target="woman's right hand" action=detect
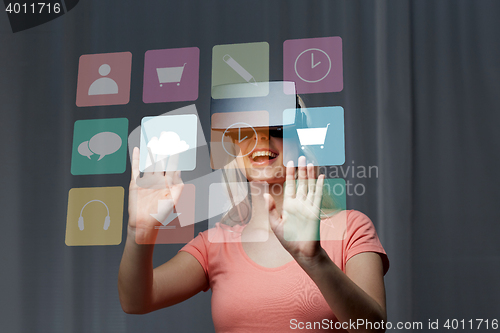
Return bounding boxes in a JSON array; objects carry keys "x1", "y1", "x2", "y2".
[{"x1": 128, "y1": 147, "x2": 184, "y2": 244}]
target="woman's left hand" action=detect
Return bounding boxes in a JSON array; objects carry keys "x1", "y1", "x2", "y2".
[{"x1": 265, "y1": 156, "x2": 325, "y2": 265}]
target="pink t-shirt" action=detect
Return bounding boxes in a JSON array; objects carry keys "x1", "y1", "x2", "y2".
[{"x1": 180, "y1": 210, "x2": 389, "y2": 332}]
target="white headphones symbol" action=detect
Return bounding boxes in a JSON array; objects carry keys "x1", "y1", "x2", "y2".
[{"x1": 78, "y1": 200, "x2": 111, "y2": 231}]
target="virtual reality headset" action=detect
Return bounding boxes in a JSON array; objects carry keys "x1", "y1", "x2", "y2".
[{"x1": 210, "y1": 81, "x2": 307, "y2": 130}]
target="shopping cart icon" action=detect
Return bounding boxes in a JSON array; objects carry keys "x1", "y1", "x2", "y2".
[
  {"x1": 156, "y1": 63, "x2": 187, "y2": 87},
  {"x1": 296, "y1": 123, "x2": 330, "y2": 149}
]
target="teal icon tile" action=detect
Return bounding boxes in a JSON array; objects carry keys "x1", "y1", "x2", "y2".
[
  {"x1": 211, "y1": 42, "x2": 269, "y2": 99},
  {"x1": 71, "y1": 118, "x2": 129, "y2": 175},
  {"x1": 322, "y1": 178, "x2": 347, "y2": 211},
  {"x1": 283, "y1": 106, "x2": 344, "y2": 166},
  {"x1": 284, "y1": 178, "x2": 347, "y2": 241}
]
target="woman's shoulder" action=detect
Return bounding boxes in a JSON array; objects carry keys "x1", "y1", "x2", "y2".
[
  {"x1": 320, "y1": 209, "x2": 372, "y2": 240},
  {"x1": 345, "y1": 209, "x2": 376, "y2": 227},
  {"x1": 343, "y1": 209, "x2": 380, "y2": 237}
]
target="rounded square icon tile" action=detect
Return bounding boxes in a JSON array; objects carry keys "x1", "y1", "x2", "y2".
[
  {"x1": 284, "y1": 179, "x2": 347, "y2": 242},
  {"x1": 139, "y1": 114, "x2": 198, "y2": 172},
  {"x1": 71, "y1": 118, "x2": 129, "y2": 175},
  {"x1": 210, "y1": 110, "x2": 270, "y2": 170},
  {"x1": 143, "y1": 47, "x2": 200, "y2": 103},
  {"x1": 283, "y1": 37, "x2": 343, "y2": 94},
  {"x1": 282, "y1": 106, "x2": 345, "y2": 166},
  {"x1": 76, "y1": 52, "x2": 132, "y2": 107},
  {"x1": 146, "y1": 184, "x2": 196, "y2": 244},
  {"x1": 65, "y1": 187, "x2": 124, "y2": 246},
  {"x1": 212, "y1": 42, "x2": 269, "y2": 99}
]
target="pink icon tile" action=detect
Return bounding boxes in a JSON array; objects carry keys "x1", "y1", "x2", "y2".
[
  {"x1": 283, "y1": 36, "x2": 343, "y2": 94},
  {"x1": 76, "y1": 52, "x2": 132, "y2": 107},
  {"x1": 143, "y1": 47, "x2": 199, "y2": 103}
]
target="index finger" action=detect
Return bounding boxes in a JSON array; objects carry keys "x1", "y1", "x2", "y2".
[
  {"x1": 131, "y1": 147, "x2": 140, "y2": 182},
  {"x1": 306, "y1": 163, "x2": 317, "y2": 202},
  {"x1": 285, "y1": 160, "x2": 296, "y2": 198},
  {"x1": 296, "y1": 156, "x2": 308, "y2": 200},
  {"x1": 165, "y1": 153, "x2": 181, "y2": 187},
  {"x1": 313, "y1": 175, "x2": 325, "y2": 211}
]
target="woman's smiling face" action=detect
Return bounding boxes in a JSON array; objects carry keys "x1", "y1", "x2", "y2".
[{"x1": 232, "y1": 127, "x2": 286, "y2": 184}]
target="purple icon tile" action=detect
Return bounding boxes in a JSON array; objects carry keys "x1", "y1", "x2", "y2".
[
  {"x1": 283, "y1": 37, "x2": 343, "y2": 94},
  {"x1": 143, "y1": 47, "x2": 199, "y2": 103}
]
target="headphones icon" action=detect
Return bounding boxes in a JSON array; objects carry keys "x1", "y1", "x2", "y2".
[{"x1": 78, "y1": 200, "x2": 111, "y2": 231}]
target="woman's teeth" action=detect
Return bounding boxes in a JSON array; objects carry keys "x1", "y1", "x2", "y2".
[{"x1": 251, "y1": 151, "x2": 277, "y2": 161}]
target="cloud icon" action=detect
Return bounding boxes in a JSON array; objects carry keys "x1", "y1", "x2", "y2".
[
  {"x1": 78, "y1": 132, "x2": 122, "y2": 161},
  {"x1": 147, "y1": 131, "x2": 189, "y2": 156}
]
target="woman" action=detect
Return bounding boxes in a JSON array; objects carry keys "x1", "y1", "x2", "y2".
[{"x1": 118, "y1": 113, "x2": 389, "y2": 332}]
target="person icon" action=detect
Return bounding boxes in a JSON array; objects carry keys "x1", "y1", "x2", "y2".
[{"x1": 88, "y1": 64, "x2": 119, "y2": 95}]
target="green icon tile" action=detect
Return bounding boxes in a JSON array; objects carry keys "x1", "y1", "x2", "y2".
[
  {"x1": 71, "y1": 118, "x2": 129, "y2": 175},
  {"x1": 212, "y1": 42, "x2": 269, "y2": 99},
  {"x1": 284, "y1": 178, "x2": 347, "y2": 242}
]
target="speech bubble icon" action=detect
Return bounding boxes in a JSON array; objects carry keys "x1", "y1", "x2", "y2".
[
  {"x1": 88, "y1": 132, "x2": 122, "y2": 161},
  {"x1": 78, "y1": 141, "x2": 93, "y2": 159}
]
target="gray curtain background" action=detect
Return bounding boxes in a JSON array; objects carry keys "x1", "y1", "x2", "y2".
[{"x1": 1, "y1": 0, "x2": 499, "y2": 332}]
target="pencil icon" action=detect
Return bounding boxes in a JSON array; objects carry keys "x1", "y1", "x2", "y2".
[{"x1": 223, "y1": 54, "x2": 258, "y2": 86}]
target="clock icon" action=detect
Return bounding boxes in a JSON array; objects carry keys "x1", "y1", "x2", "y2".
[
  {"x1": 294, "y1": 48, "x2": 332, "y2": 83},
  {"x1": 222, "y1": 122, "x2": 258, "y2": 157}
]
